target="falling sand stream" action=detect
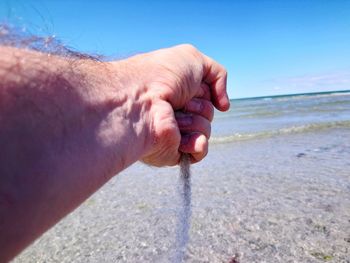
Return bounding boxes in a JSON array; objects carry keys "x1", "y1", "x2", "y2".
[{"x1": 174, "y1": 154, "x2": 192, "y2": 263}]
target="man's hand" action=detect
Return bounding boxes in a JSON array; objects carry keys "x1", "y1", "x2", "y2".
[
  {"x1": 112, "y1": 44, "x2": 230, "y2": 166},
  {"x1": 0, "y1": 43, "x2": 229, "y2": 261}
]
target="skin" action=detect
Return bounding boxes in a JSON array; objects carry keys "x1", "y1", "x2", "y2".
[{"x1": 0, "y1": 44, "x2": 229, "y2": 262}]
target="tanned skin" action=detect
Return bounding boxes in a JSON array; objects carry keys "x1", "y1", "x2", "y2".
[{"x1": 0, "y1": 44, "x2": 229, "y2": 262}]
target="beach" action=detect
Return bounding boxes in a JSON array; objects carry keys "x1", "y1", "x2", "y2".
[{"x1": 13, "y1": 92, "x2": 350, "y2": 262}]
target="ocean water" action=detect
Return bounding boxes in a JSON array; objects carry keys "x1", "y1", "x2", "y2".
[
  {"x1": 211, "y1": 91, "x2": 350, "y2": 143},
  {"x1": 13, "y1": 91, "x2": 350, "y2": 263}
]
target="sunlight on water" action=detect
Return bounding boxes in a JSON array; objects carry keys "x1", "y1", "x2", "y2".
[{"x1": 212, "y1": 91, "x2": 350, "y2": 138}]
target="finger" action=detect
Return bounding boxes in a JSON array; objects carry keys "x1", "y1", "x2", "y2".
[
  {"x1": 195, "y1": 82, "x2": 211, "y2": 101},
  {"x1": 176, "y1": 113, "x2": 211, "y2": 138},
  {"x1": 179, "y1": 133, "x2": 208, "y2": 163},
  {"x1": 183, "y1": 98, "x2": 214, "y2": 122},
  {"x1": 202, "y1": 54, "x2": 230, "y2": 112}
]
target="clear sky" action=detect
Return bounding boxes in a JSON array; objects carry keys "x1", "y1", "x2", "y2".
[{"x1": 1, "y1": 0, "x2": 349, "y2": 98}]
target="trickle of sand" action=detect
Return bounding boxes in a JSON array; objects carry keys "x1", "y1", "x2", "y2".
[{"x1": 174, "y1": 154, "x2": 192, "y2": 263}]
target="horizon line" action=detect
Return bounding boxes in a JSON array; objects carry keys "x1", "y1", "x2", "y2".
[{"x1": 230, "y1": 89, "x2": 350, "y2": 101}]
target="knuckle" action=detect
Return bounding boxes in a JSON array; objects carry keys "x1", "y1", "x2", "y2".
[
  {"x1": 199, "y1": 100, "x2": 214, "y2": 121},
  {"x1": 197, "y1": 115, "x2": 211, "y2": 138},
  {"x1": 181, "y1": 43, "x2": 196, "y2": 51},
  {"x1": 222, "y1": 67, "x2": 228, "y2": 78},
  {"x1": 179, "y1": 44, "x2": 200, "y2": 56}
]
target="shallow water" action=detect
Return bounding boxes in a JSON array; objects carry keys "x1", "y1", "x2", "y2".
[
  {"x1": 13, "y1": 92, "x2": 350, "y2": 262},
  {"x1": 212, "y1": 91, "x2": 350, "y2": 139}
]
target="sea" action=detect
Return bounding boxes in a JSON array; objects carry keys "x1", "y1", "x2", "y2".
[
  {"x1": 211, "y1": 90, "x2": 350, "y2": 143},
  {"x1": 13, "y1": 91, "x2": 350, "y2": 263}
]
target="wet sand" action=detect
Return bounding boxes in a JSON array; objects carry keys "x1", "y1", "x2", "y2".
[{"x1": 13, "y1": 128, "x2": 350, "y2": 262}]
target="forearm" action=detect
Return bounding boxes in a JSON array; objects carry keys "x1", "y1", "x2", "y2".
[
  {"x1": 0, "y1": 46, "x2": 150, "y2": 261},
  {"x1": 0, "y1": 42, "x2": 229, "y2": 261}
]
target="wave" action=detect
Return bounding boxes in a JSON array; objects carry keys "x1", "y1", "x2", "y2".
[
  {"x1": 231, "y1": 90, "x2": 350, "y2": 102},
  {"x1": 210, "y1": 120, "x2": 350, "y2": 144}
]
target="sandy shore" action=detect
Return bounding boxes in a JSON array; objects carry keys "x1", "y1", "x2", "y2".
[{"x1": 13, "y1": 128, "x2": 350, "y2": 262}]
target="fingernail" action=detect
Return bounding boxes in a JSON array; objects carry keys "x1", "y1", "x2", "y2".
[
  {"x1": 187, "y1": 100, "x2": 202, "y2": 112},
  {"x1": 177, "y1": 116, "x2": 192, "y2": 126},
  {"x1": 194, "y1": 134, "x2": 207, "y2": 152},
  {"x1": 180, "y1": 134, "x2": 191, "y2": 145}
]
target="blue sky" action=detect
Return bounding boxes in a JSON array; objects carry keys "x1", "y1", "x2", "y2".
[{"x1": 1, "y1": 0, "x2": 349, "y2": 98}]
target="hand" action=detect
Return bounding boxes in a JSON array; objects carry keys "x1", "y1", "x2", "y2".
[
  {"x1": 0, "y1": 44, "x2": 228, "y2": 260},
  {"x1": 113, "y1": 44, "x2": 230, "y2": 166}
]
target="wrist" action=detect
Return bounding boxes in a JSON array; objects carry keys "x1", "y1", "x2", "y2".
[{"x1": 97, "y1": 60, "x2": 154, "y2": 168}]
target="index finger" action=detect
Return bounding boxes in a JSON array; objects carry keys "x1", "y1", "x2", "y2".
[{"x1": 202, "y1": 54, "x2": 230, "y2": 112}]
